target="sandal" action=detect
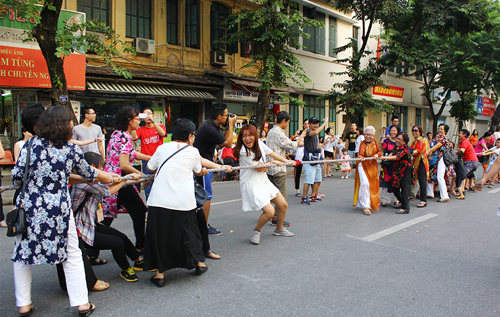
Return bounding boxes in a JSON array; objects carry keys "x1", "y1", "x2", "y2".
[
  {"x1": 205, "y1": 250, "x2": 221, "y2": 260},
  {"x1": 88, "y1": 257, "x2": 107, "y2": 266},
  {"x1": 469, "y1": 187, "x2": 476, "y2": 192},
  {"x1": 417, "y1": 202, "x2": 427, "y2": 208},
  {"x1": 450, "y1": 190, "x2": 457, "y2": 196},
  {"x1": 456, "y1": 195, "x2": 465, "y2": 200},
  {"x1": 79, "y1": 303, "x2": 95, "y2": 317},
  {"x1": 381, "y1": 203, "x2": 387, "y2": 208},
  {"x1": 295, "y1": 193, "x2": 302, "y2": 197},
  {"x1": 363, "y1": 208, "x2": 371, "y2": 215},
  {"x1": 92, "y1": 280, "x2": 109, "y2": 291},
  {"x1": 0, "y1": 220, "x2": 7, "y2": 228}
]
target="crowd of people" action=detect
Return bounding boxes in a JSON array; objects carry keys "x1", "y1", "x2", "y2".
[{"x1": 3, "y1": 103, "x2": 500, "y2": 316}]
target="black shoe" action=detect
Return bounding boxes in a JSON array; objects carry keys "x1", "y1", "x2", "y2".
[
  {"x1": 79, "y1": 303, "x2": 95, "y2": 317},
  {"x1": 395, "y1": 209, "x2": 409, "y2": 214},
  {"x1": 120, "y1": 268, "x2": 139, "y2": 282},
  {"x1": 19, "y1": 307, "x2": 33, "y2": 317},
  {"x1": 270, "y1": 217, "x2": 290, "y2": 227},
  {"x1": 207, "y1": 224, "x2": 222, "y2": 236},
  {"x1": 195, "y1": 265, "x2": 208, "y2": 275},
  {"x1": 150, "y1": 275, "x2": 165, "y2": 287}
]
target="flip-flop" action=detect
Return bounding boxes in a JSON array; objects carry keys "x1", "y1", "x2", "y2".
[
  {"x1": 417, "y1": 202, "x2": 427, "y2": 208},
  {"x1": 89, "y1": 257, "x2": 107, "y2": 265},
  {"x1": 295, "y1": 193, "x2": 302, "y2": 197},
  {"x1": 456, "y1": 195, "x2": 465, "y2": 199},
  {"x1": 205, "y1": 250, "x2": 221, "y2": 260}
]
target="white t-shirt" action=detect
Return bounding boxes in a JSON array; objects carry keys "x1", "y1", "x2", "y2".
[
  {"x1": 324, "y1": 135, "x2": 335, "y2": 152},
  {"x1": 494, "y1": 132, "x2": 500, "y2": 141},
  {"x1": 355, "y1": 135, "x2": 365, "y2": 153},
  {"x1": 147, "y1": 142, "x2": 202, "y2": 211}
]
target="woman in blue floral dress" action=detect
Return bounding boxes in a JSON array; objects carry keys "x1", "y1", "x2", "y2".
[
  {"x1": 427, "y1": 124, "x2": 452, "y2": 202},
  {"x1": 11, "y1": 106, "x2": 116, "y2": 316}
]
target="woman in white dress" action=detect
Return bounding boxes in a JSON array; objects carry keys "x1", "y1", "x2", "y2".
[{"x1": 233, "y1": 124, "x2": 295, "y2": 245}]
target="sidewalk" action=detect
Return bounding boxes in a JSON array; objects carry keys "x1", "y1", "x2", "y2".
[{"x1": 1, "y1": 168, "x2": 13, "y2": 206}]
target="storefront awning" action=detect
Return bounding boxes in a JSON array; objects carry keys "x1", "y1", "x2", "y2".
[{"x1": 87, "y1": 81, "x2": 216, "y2": 99}]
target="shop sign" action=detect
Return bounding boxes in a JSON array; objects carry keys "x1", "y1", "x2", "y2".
[
  {"x1": 0, "y1": 4, "x2": 86, "y2": 90},
  {"x1": 476, "y1": 96, "x2": 496, "y2": 117},
  {"x1": 18, "y1": 91, "x2": 36, "y2": 103},
  {"x1": 72, "y1": 91, "x2": 157, "y2": 100},
  {"x1": 224, "y1": 85, "x2": 259, "y2": 102},
  {"x1": 373, "y1": 85, "x2": 404, "y2": 98}
]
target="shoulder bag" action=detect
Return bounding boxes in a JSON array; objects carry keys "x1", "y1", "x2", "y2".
[
  {"x1": 6, "y1": 138, "x2": 34, "y2": 237},
  {"x1": 443, "y1": 148, "x2": 458, "y2": 166},
  {"x1": 155, "y1": 144, "x2": 209, "y2": 208}
]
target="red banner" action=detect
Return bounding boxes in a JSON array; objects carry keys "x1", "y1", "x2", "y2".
[
  {"x1": 482, "y1": 97, "x2": 496, "y2": 117},
  {"x1": 0, "y1": 46, "x2": 85, "y2": 90},
  {"x1": 372, "y1": 85, "x2": 404, "y2": 98}
]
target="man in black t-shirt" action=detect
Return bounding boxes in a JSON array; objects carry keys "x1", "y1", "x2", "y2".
[
  {"x1": 194, "y1": 102, "x2": 236, "y2": 236},
  {"x1": 345, "y1": 123, "x2": 358, "y2": 167}
]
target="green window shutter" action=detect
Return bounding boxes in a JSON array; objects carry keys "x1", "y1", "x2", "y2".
[
  {"x1": 303, "y1": 24, "x2": 314, "y2": 52},
  {"x1": 227, "y1": 23, "x2": 238, "y2": 54},
  {"x1": 315, "y1": 12, "x2": 325, "y2": 54},
  {"x1": 329, "y1": 17, "x2": 337, "y2": 57}
]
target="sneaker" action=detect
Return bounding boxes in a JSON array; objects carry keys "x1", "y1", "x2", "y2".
[
  {"x1": 207, "y1": 224, "x2": 222, "y2": 236},
  {"x1": 273, "y1": 228, "x2": 295, "y2": 237},
  {"x1": 341, "y1": 176, "x2": 345, "y2": 179},
  {"x1": 250, "y1": 230, "x2": 261, "y2": 244},
  {"x1": 133, "y1": 260, "x2": 156, "y2": 272},
  {"x1": 488, "y1": 184, "x2": 494, "y2": 188},
  {"x1": 301, "y1": 196, "x2": 310, "y2": 205},
  {"x1": 309, "y1": 196, "x2": 318, "y2": 202},
  {"x1": 346, "y1": 176, "x2": 349, "y2": 179},
  {"x1": 310, "y1": 195, "x2": 322, "y2": 202},
  {"x1": 270, "y1": 217, "x2": 290, "y2": 227},
  {"x1": 120, "y1": 267, "x2": 139, "y2": 282}
]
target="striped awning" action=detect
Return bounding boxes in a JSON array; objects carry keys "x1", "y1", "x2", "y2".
[{"x1": 87, "y1": 81, "x2": 216, "y2": 99}]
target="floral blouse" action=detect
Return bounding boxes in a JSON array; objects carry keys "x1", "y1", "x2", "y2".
[
  {"x1": 11, "y1": 137, "x2": 97, "y2": 265},
  {"x1": 103, "y1": 130, "x2": 139, "y2": 218},
  {"x1": 391, "y1": 145, "x2": 415, "y2": 188},
  {"x1": 411, "y1": 136, "x2": 429, "y2": 180}
]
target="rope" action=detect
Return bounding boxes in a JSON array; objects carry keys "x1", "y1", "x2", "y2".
[{"x1": 0, "y1": 157, "x2": 380, "y2": 191}]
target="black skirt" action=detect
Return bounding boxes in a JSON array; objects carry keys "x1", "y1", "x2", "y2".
[{"x1": 143, "y1": 206, "x2": 205, "y2": 273}]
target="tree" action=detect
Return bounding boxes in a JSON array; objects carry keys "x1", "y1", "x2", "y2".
[
  {"x1": 331, "y1": 0, "x2": 496, "y2": 136},
  {"x1": 224, "y1": 0, "x2": 322, "y2": 130},
  {"x1": 1, "y1": 0, "x2": 134, "y2": 121}
]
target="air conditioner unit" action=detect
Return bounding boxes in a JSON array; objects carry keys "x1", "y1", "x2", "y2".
[
  {"x1": 210, "y1": 51, "x2": 228, "y2": 66},
  {"x1": 134, "y1": 38, "x2": 155, "y2": 55},
  {"x1": 86, "y1": 31, "x2": 105, "y2": 45}
]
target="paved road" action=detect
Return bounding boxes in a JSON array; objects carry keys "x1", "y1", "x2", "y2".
[{"x1": 1, "y1": 171, "x2": 500, "y2": 316}]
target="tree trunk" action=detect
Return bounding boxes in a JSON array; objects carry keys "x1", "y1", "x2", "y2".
[
  {"x1": 255, "y1": 88, "x2": 271, "y2": 131},
  {"x1": 489, "y1": 102, "x2": 500, "y2": 133},
  {"x1": 32, "y1": 0, "x2": 76, "y2": 123}
]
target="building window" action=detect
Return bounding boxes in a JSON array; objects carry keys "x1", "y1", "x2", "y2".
[
  {"x1": 303, "y1": 94, "x2": 326, "y2": 137},
  {"x1": 185, "y1": 0, "x2": 199, "y2": 48},
  {"x1": 416, "y1": 64, "x2": 423, "y2": 81},
  {"x1": 77, "y1": 0, "x2": 109, "y2": 25},
  {"x1": 328, "y1": 16, "x2": 337, "y2": 57},
  {"x1": 167, "y1": 0, "x2": 178, "y2": 45},
  {"x1": 352, "y1": 26, "x2": 359, "y2": 57},
  {"x1": 328, "y1": 101, "x2": 336, "y2": 133},
  {"x1": 289, "y1": 100, "x2": 299, "y2": 135},
  {"x1": 416, "y1": 108, "x2": 422, "y2": 127},
  {"x1": 126, "y1": 0, "x2": 151, "y2": 39},
  {"x1": 303, "y1": 7, "x2": 325, "y2": 55},
  {"x1": 210, "y1": 2, "x2": 237, "y2": 53}
]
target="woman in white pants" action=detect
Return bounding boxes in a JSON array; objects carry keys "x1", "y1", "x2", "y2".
[
  {"x1": 427, "y1": 124, "x2": 452, "y2": 202},
  {"x1": 11, "y1": 105, "x2": 116, "y2": 316}
]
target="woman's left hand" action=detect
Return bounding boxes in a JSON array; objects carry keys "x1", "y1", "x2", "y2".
[
  {"x1": 273, "y1": 160, "x2": 283, "y2": 167},
  {"x1": 373, "y1": 154, "x2": 379, "y2": 159}
]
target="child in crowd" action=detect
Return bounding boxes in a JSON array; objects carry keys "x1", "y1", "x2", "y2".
[
  {"x1": 340, "y1": 148, "x2": 351, "y2": 179},
  {"x1": 335, "y1": 136, "x2": 344, "y2": 171},
  {"x1": 233, "y1": 124, "x2": 294, "y2": 245}
]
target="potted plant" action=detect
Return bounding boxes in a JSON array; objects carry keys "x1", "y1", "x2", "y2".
[{"x1": 0, "y1": 117, "x2": 12, "y2": 136}]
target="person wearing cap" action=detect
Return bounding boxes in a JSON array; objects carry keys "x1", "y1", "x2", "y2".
[{"x1": 301, "y1": 116, "x2": 328, "y2": 205}]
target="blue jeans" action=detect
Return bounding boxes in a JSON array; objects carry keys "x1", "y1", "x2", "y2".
[{"x1": 142, "y1": 160, "x2": 154, "y2": 200}]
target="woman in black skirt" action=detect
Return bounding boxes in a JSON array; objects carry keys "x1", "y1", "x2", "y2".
[{"x1": 143, "y1": 118, "x2": 207, "y2": 287}]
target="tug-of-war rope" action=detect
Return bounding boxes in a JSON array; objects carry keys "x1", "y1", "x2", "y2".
[{"x1": 0, "y1": 157, "x2": 378, "y2": 192}]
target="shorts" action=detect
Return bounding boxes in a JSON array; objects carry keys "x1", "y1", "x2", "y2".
[
  {"x1": 304, "y1": 163, "x2": 322, "y2": 184},
  {"x1": 348, "y1": 150, "x2": 355, "y2": 162},
  {"x1": 324, "y1": 150, "x2": 334, "y2": 159},
  {"x1": 195, "y1": 172, "x2": 213, "y2": 200}
]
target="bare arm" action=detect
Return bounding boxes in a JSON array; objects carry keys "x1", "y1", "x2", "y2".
[
  {"x1": 219, "y1": 116, "x2": 237, "y2": 148},
  {"x1": 98, "y1": 141, "x2": 105, "y2": 160},
  {"x1": 308, "y1": 118, "x2": 329, "y2": 137},
  {"x1": 147, "y1": 114, "x2": 166, "y2": 137},
  {"x1": 119, "y1": 153, "x2": 143, "y2": 175},
  {"x1": 136, "y1": 152, "x2": 151, "y2": 161}
]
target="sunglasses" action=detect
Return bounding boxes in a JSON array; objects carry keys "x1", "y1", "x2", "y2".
[{"x1": 412, "y1": 129, "x2": 419, "y2": 132}]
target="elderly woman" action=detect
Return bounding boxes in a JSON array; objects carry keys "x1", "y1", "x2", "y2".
[
  {"x1": 381, "y1": 132, "x2": 415, "y2": 214},
  {"x1": 353, "y1": 126, "x2": 382, "y2": 215},
  {"x1": 144, "y1": 118, "x2": 208, "y2": 287},
  {"x1": 411, "y1": 125, "x2": 430, "y2": 207},
  {"x1": 380, "y1": 125, "x2": 399, "y2": 207},
  {"x1": 11, "y1": 106, "x2": 116, "y2": 316},
  {"x1": 426, "y1": 124, "x2": 452, "y2": 202}
]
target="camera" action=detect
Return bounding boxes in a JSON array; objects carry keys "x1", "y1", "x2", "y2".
[
  {"x1": 139, "y1": 113, "x2": 148, "y2": 119},
  {"x1": 228, "y1": 113, "x2": 236, "y2": 118}
]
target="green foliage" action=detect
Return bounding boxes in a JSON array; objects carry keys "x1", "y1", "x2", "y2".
[
  {"x1": 450, "y1": 92, "x2": 479, "y2": 123},
  {"x1": 224, "y1": 0, "x2": 322, "y2": 91}
]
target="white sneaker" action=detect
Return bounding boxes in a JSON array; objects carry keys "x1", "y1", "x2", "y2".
[
  {"x1": 341, "y1": 176, "x2": 344, "y2": 179},
  {"x1": 346, "y1": 176, "x2": 349, "y2": 179},
  {"x1": 250, "y1": 230, "x2": 261, "y2": 244},
  {"x1": 273, "y1": 228, "x2": 294, "y2": 237}
]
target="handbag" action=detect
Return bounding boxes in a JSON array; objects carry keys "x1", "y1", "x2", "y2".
[
  {"x1": 155, "y1": 144, "x2": 208, "y2": 208},
  {"x1": 443, "y1": 148, "x2": 458, "y2": 166},
  {"x1": 6, "y1": 138, "x2": 34, "y2": 237}
]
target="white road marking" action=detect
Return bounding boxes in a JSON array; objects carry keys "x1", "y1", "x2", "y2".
[
  {"x1": 488, "y1": 187, "x2": 500, "y2": 194},
  {"x1": 361, "y1": 213, "x2": 438, "y2": 242},
  {"x1": 211, "y1": 198, "x2": 242, "y2": 206}
]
